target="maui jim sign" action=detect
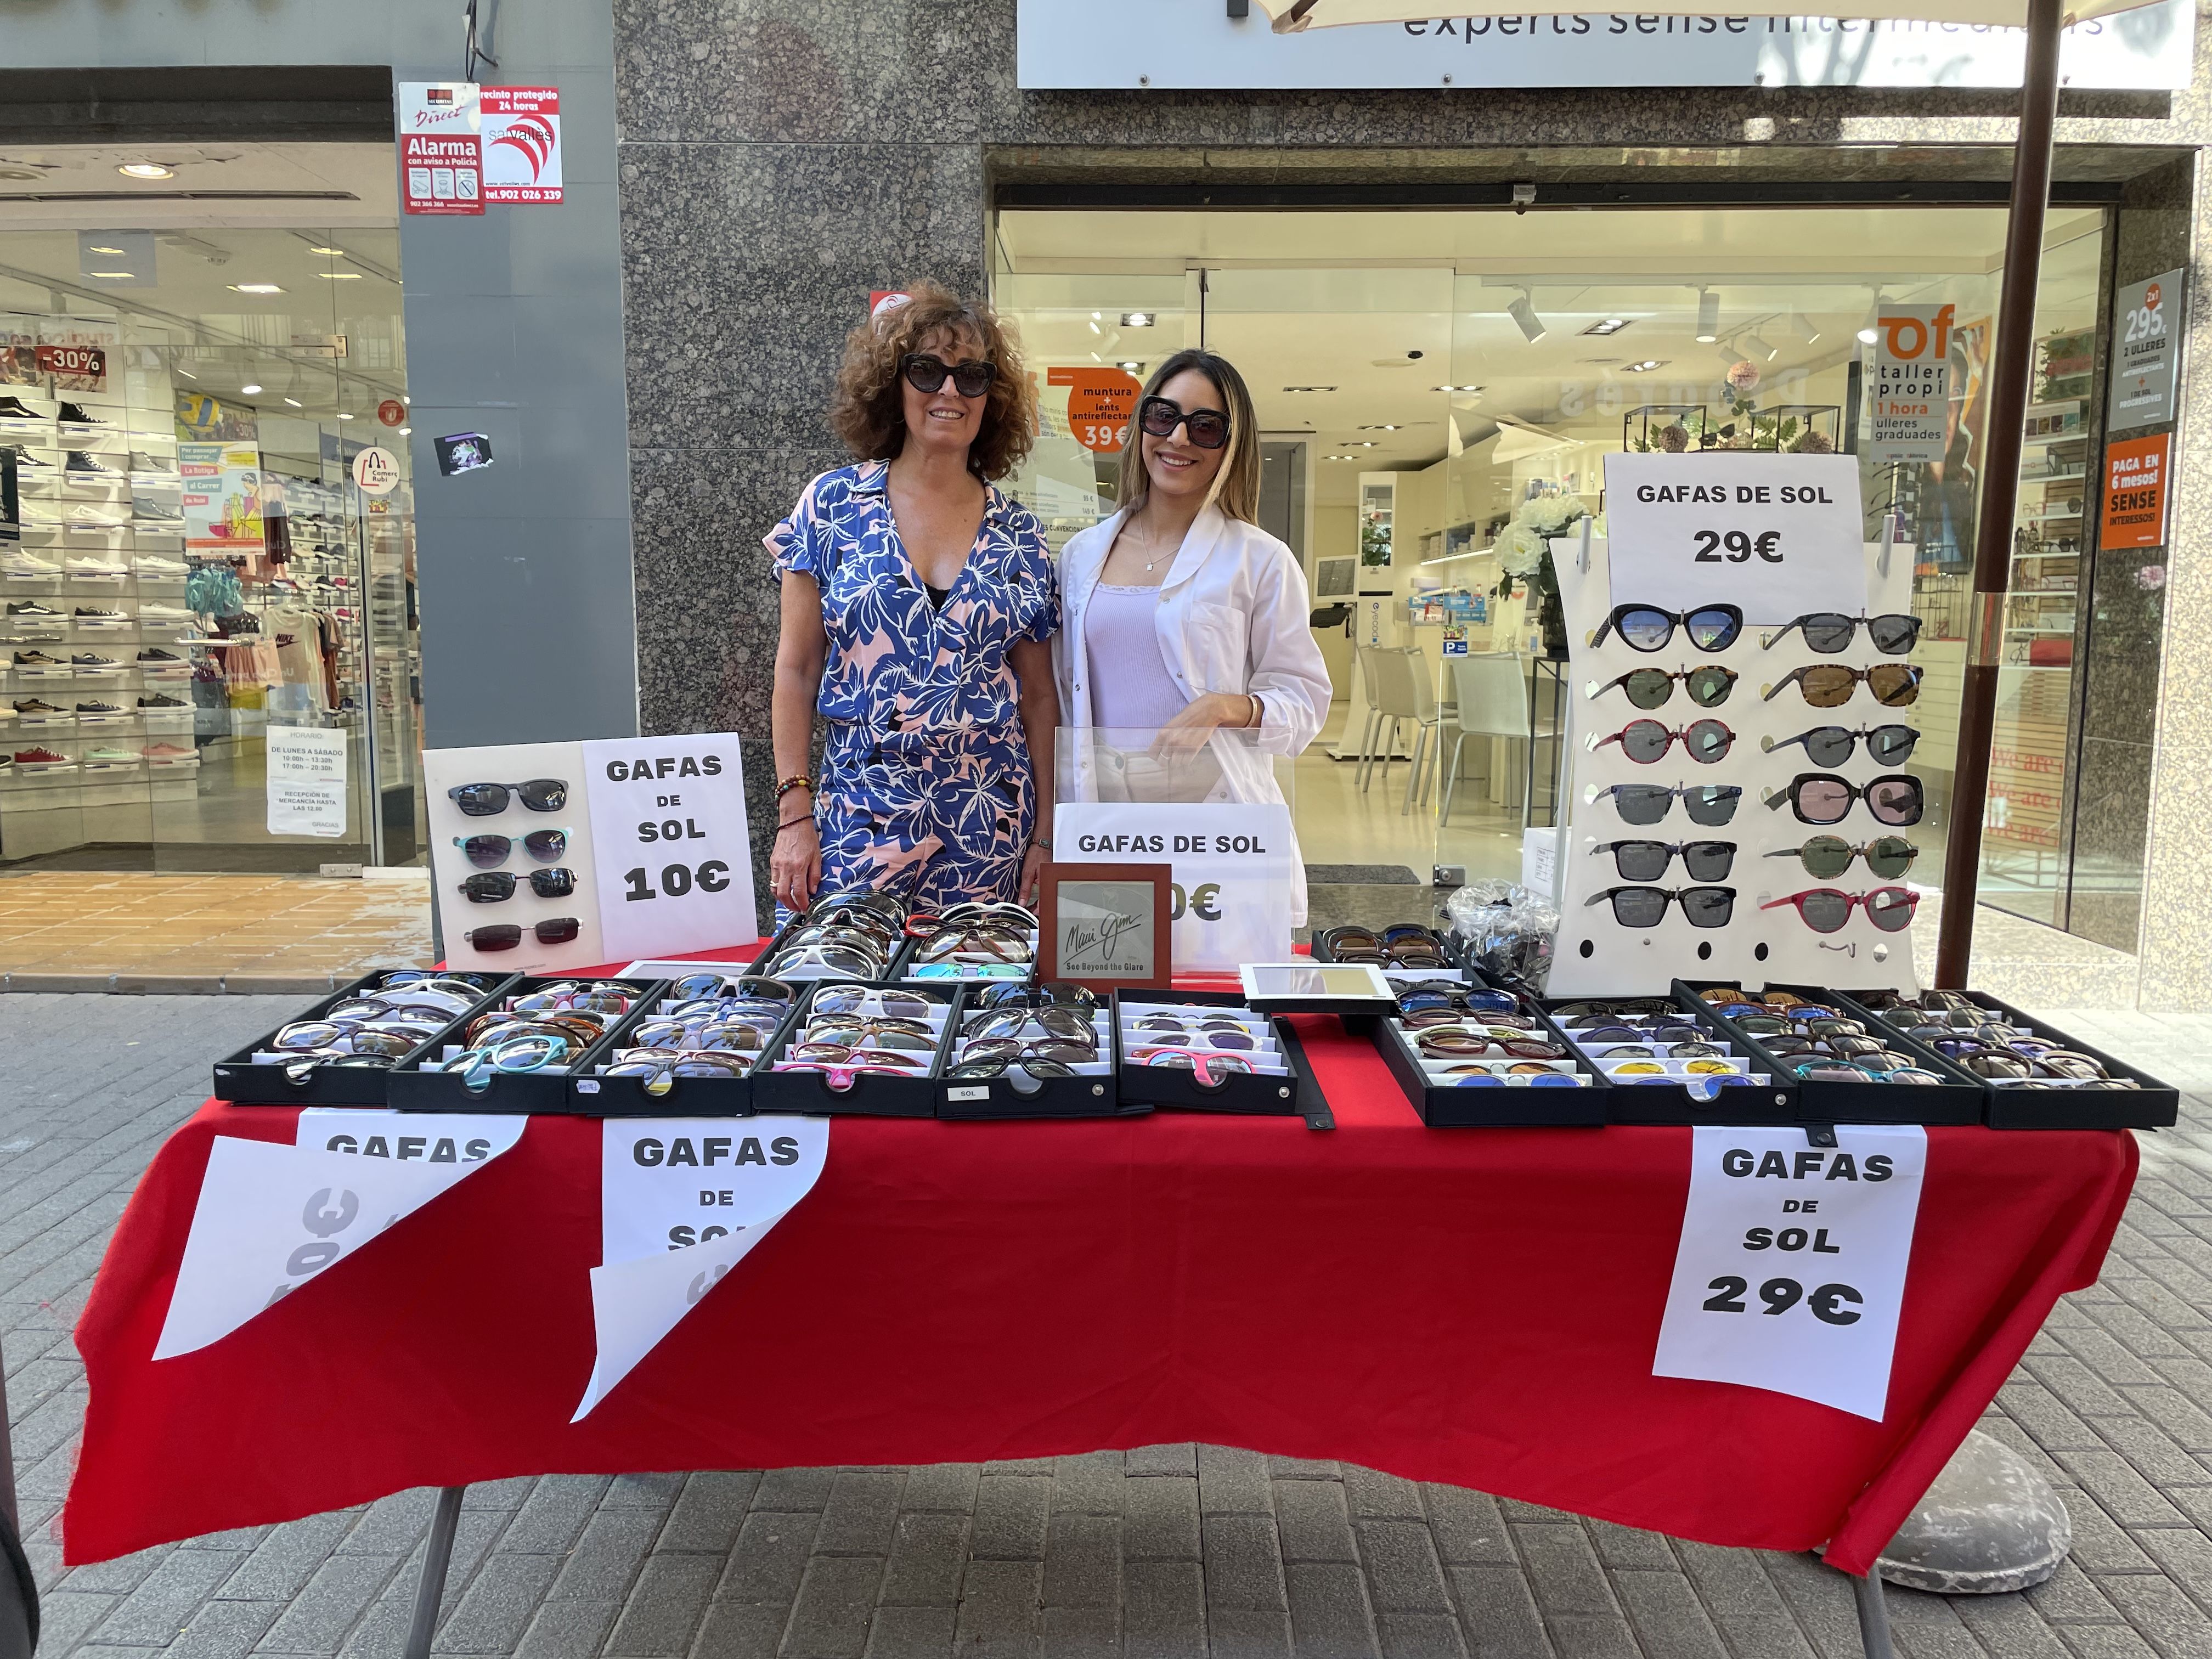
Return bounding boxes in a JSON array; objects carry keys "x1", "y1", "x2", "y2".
[{"x1": 1017, "y1": 0, "x2": 2194, "y2": 89}]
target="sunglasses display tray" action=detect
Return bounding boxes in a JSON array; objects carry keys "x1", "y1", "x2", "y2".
[
  {"x1": 568, "y1": 972, "x2": 808, "y2": 1116},
  {"x1": 750, "y1": 911, "x2": 916, "y2": 984},
  {"x1": 1826, "y1": 988, "x2": 2178, "y2": 1132},
  {"x1": 1373, "y1": 1006, "x2": 1605, "y2": 1129},
  {"x1": 385, "y1": 977, "x2": 671, "y2": 1114},
  {"x1": 1677, "y1": 981, "x2": 1985, "y2": 1126},
  {"x1": 940, "y1": 996, "x2": 1144, "y2": 1121},
  {"x1": 1536, "y1": 996, "x2": 1793, "y2": 1126},
  {"x1": 215, "y1": 970, "x2": 521, "y2": 1107},
  {"x1": 1310, "y1": 923, "x2": 1458, "y2": 973},
  {"x1": 749, "y1": 981, "x2": 956, "y2": 1117},
  {"x1": 1110, "y1": 990, "x2": 1328, "y2": 1125},
  {"x1": 900, "y1": 926, "x2": 1039, "y2": 984}
]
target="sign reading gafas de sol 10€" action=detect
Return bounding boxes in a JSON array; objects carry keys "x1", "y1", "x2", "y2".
[{"x1": 581, "y1": 735, "x2": 759, "y2": 962}]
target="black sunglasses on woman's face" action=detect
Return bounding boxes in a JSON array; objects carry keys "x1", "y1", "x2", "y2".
[
  {"x1": 1139, "y1": 395, "x2": 1231, "y2": 450},
  {"x1": 901, "y1": 353, "x2": 995, "y2": 397}
]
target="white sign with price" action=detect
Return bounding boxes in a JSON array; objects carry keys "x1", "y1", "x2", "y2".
[
  {"x1": 581, "y1": 733, "x2": 758, "y2": 963},
  {"x1": 1653, "y1": 1125, "x2": 1926, "y2": 1421},
  {"x1": 574, "y1": 1117, "x2": 828, "y2": 1419},
  {"x1": 1053, "y1": 800, "x2": 1294, "y2": 972},
  {"x1": 1603, "y1": 453, "x2": 1868, "y2": 627}
]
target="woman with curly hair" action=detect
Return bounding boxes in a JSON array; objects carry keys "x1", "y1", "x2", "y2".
[{"x1": 766, "y1": 284, "x2": 1059, "y2": 915}]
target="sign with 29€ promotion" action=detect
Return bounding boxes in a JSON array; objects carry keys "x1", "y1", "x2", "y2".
[{"x1": 1602, "y1": 452, "x2": 1869, "y2": 627}]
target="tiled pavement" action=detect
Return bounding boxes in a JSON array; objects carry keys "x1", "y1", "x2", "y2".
[{"x1": 8, "y1": 997, "x2": 2212, "y2": 1659}]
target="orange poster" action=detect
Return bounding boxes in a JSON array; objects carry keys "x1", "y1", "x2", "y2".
[
  {"x1": 1047, "y1": 366, "x2": 1142, "y2": 453},
  {"x1": 2101, "y1": 433, "x2": 2171, "y2": 550}
]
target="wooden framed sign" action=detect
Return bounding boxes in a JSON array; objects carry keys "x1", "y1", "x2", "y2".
[{"x1": 1037, "y1": 862, "x2": 1173, "y2": 991}]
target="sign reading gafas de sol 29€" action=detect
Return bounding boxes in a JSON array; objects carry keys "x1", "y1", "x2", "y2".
[{"x1": 582, "y1": 735, "x2": 759, "y2": 962}]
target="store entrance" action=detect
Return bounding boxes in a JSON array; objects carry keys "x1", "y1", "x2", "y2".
[{"x1": 995, "y1": 200, "x2": 2123, "y2": 947}]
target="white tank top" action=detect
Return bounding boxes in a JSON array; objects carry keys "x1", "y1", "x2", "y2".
[{"x1": 1084, "y1": 584, "x2": 1190, "y2": 732}]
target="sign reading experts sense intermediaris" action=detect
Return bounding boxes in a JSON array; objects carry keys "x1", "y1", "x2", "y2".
[{"x1": 1017, "y1": 1, "x2": 2194, "y2": 90}]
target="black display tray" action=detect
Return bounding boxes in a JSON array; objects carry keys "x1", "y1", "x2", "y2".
[
  {"x1": 213, "y1": 970, "x2": 518, "y2": 1107},
  {"x1": 751, "y1": 912, "x2": 909, "y2": 985},
  {"x1": 1309, "y1": 923, "x2": 1456, "y2": 973},
  {"x1": 936, "y1": 989, "x2": 1143, "y2": 1121},
  {"x1": 1111, "y1": 989, "x2": 1333, "y2": 1128},
  {"x1": 1370, "y1": 1001, "x2": 1605, "y2": 1127},
  {"x1": 749, "y1": 980, "x2": 954, "y2": 1117},
  {"x1": 567, "y1": 975, "x2": 809, "y2": 1118},
  {"x1": 1675, "y1": 980, "x2": 1985, "y2": 1126},
  {"x1": 383, "y1": 977, "x2": 670, "y2": 1113},
  {"x1": 1533, "y1": 991, "x2": 1797, "y2": 1127},
  {"x1": 1829, "y1": 988, "x2": 2178, "y2": 1131}
]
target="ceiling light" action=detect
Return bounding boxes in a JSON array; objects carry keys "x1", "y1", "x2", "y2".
[
  {"x1": 1431, "y1": 384, "x2": 1482, "y2": 394},
  {"x1": 336, "y1": 411, "x2": 353, "y2": 420},
  {"x1": 1091, "y1": 312, "x2": 1102, "y2": 320},
  {"x1": 1858, "y1": 292, "x2": 1882, "y2": 346},
  {"x1": 1088, "y1": 320, "x2": 1102, "y2": 335},
  {"x1": 1745, "y1": 332, "x2": 1779, "y2": 363},
  {"x1": 87, "y1": 244, "x2": 124, "y2": 256},
  {"x1": 308, "y1": 245, "x2": 346, "y2": 256},
  {"x1": 1116, "y1": 360, "x2": 1142, "y2": 373},
  {"x1": 87, "y1": 271, "x2": 134, "y2": 280},
  {"x1": 1621, "y1": 360, "x2": 1668, "y2": 374},
  {"x1": 176, "y1": 367, "x2": 196, "y2": 380},
  {"x1": 1582, "y1": 318, "x2": 1630, "y2": 336},
  {"x1": 1792, "y1": 312, "x2": 1822, "y2": 344},
  {"x1": 1358, "y1": 424, "x2": 1403, "y2": 431},
  {"x1": 1716, "y1": 343, "x2": 1742, "y2": 367},
  {"x1": 1282, "y1": 385, "x2": 1338, "y2": 393},
  {"x1": 118, "y1": 162, "x2": 174, "y2": 180},
  {"x1": 398, "y1": 426, "x2": 411, "y2": 436},
  {"x1": 228, "y1": 283, "x2": 283, "y2": 295},
  {"x1": 239, "y1": 383, "x2": 262, "y2": 396},
  {"x1": 1120, "y1": 312, "x2": 1154, "y2": 327},
  {"x1": 401, "y1": 396, "x2": 411, "y2": 405},
  {"x1": 283, "y1": 398, "x2": 303, "y2": 408},
  {"x1": 1508, "y1": 292, "x2": 1548, "y2": 344},
  {"x1": 1353, "y1": 441, "x2": 1379, "y2": 448},
  {"x1": 315, "y1": 272, "x2": 364, "y2": 281},
  {"x1": 1695, "y1": 288, "x2": 1720, "y2": 343}
]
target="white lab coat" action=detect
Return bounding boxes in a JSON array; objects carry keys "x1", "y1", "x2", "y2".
[{"x1": 1054, "y1": 505, "x2": 1333, "y2": 923}]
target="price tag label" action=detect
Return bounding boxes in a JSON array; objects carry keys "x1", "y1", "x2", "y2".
[
  {"x1": 580, "y1": 733, "x2": 758, "y2": 963},
  {"x1": 1603, "y1": 453, "x2": 1869, "y2": 627},
  {"x1": 1652, "y1": 1125, "x2": 1926, "y2": 1420}
]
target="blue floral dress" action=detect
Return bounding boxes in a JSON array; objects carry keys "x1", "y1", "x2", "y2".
[{"x1": 767, "y1": 461, "x2": 1059, "y2": 907}]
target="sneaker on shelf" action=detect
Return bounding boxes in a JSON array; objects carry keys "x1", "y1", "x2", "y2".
[
  {"x1": 136, "y1": 647, "x2": 182, "y2": 663},
  {"x1": 83, "y1": 745, "x2": 138, "y2": 764},
  {"x1": 5, "y1": 600, "x2": 64, "y2": 620},
  {"x1": 19, "y1": 501, "x2": 63, "y2": 525},
  {"x1": 73, "y1": 606, "x2": 128, "y2": 622},
  {"x1": 58, "y1": 402, "x2": 110, "y2": 427},
  {"x1": 12, "y1": 698, "x2": 65, "y2": 715},
  {"x1": 0, "y1": 550, "x2": 61, "y2": 577},
  {"x1": 143, "y1": 741, "x2": 195, "y2": 761},
  {"x1": 134, "y1": 554, "x2": 189, "y2": 575},
  {"x1": 12, "y1": 746, "x2": 73, "y2": 766},
  {"x1": 128, "y1": 450, "x2": 177, "y2": 476},
  {"x1": 64, "y1": 450, "x2": 125, "y2": 479},
  {"x1": 76, "y1": 699, "x2": 127, "y2": 715},
  {"x1": 10, "y1": 450, "x2": 57, "y2": 475},
  {"x1": 0, "y1": 395, "x2": 44, "y2": 421},
  {"x1": 137, "y1": 692, "x2": 188, "y2": 709},
  {"x1": 64, "y1": 504, "x2": 129, "y2": 527},
  {"x1": 71, "y1": 652, "x2": 121, "y2": 668},
  {"x1": 12, "y1": 650, "x2": 63, "y2": 668},
  {"x1": 132, "y1": 501, "x2": 185, "y2": 524},
  {"x1": 138, "y1": 602, "x2": 191, "y2": 622},
  {"x1": 64, "y1": 556, "x2": 127, "y2": 576}
]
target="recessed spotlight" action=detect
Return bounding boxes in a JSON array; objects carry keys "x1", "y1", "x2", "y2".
[
  {"x1": 308, "y1": 245, "x2": 347, "y2": 256},
  {"x1": 1116, "y1": 360, "x2": 1142, "y2": 373},
  {"x1": 118, "y1": 162, "x2": 174, "y2": 180},
  {"x1": 336, "y1": 411, "x2": 353, "y2": 420},
  {"x1": 228, "y1": 284, "x2": 283, "y2": 295},
  {"x1": 283, "y1": 398, "x2": 303, "y2": 408},
  {"x1": 1582, "y1": 318, "x2": 1630, "y2": 336},
  {"x1": 1353, "y1": 441, "x2": 1379, "y2": 448},
  {"x1": 1695, "y1": 287, "x2": 1720, "y2": 343},
  {"x1": 1431, "y1": 385, "x2": 1483, "y2": 393},
  {"x1": 1358, "y1": 424, "x2": 1404, "y2": 431},
  {"x1": 1120, "y1": 312, "x2": 1154, "y2": 328},
  {"x1": 239, "y1": 384, "x2": 262, "y2": 396},
  {"x1": 1282, "y1": 385, "x2": 1338, "y2": 393},
  {"x1": 315, "y1": 272, "x2": 364, "y2": 281},
  {"x1": 1621, "y1": 360, "x2": 1669, "y2": 374}
]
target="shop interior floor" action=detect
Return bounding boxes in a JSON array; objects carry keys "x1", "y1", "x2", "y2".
[{"x1": 0, "y1": 870, "x2": 433, "y2": 989}]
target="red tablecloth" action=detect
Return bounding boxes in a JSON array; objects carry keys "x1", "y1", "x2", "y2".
[{"x1": 65, "y1": 1015, "x2": 2134, "y2": 1572}]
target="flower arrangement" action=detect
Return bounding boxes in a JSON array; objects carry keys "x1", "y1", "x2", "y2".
[{"x1": 1492, "y1": 493, "x2": 1593, "y2": 656}]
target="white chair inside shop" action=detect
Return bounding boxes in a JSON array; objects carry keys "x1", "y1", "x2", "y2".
[
  {"x1": 1439, "y1": 653, "x2": 1533, "y2": 825},
  {"x1": 1359, "y1": 647, "x2": 1442, "y2": 815},
  {"x1": 1353, "y1": 645, "x2": 1389, "y2": 782}
]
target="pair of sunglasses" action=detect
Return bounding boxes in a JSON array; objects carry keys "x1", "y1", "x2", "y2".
[
  {"x1": 1590, "y1": 604, "x2": 1743, "y2": 654},
  {"x1": 1416, "y1": 1032, "x2": 1566, "y2": 1060},
  {"x1": 465, "y1": 917, "x2": 581, "y2": 950},
  {"x1": 1589, "y1": 783, "x2": 1741, "y2": 827},
  {"x1": 1592, "y1": 839, "x2": 1735, "y2": 884},
  {"x1": 1764, "y1": 772, "x2": 1924, "y2": 827},
  {"x1": 1588, "y1": 664, "x2": 1738, "y2": 710},
  {"x1": 1763, "y1": 663, "x2": 1923, "y2": 708},
  {"x1": 901, "y1": 353, "x2": 995, "y2": 398},
  {"x1": 1766, "y1": 835, "x2": 1918, "y2": 881},
  {"x1": 1584, "y1": 885, "x2": 1735, "y2": 929},
  {"x1": 458, "y1": 868, "x2": 575, "y2": 903},
  {"x1": 1763, "y1": 724, "x2": 1920, "y2": 767},
  {"x1": 812, "y1": 985, "x2": 943, "y2": 1019},
  {"x1": 974, "y1": 981, "x2": 1097, "y2": 1011},
  {"x1": 1760, "y1": 887, "x2": 1919, "y2": 935},
  {"x1": 1760, "y1": 612, "x2": 1921, "y2": 654},
  {"x1": 1139, "y1": 395, "x2": 1231, "y2": 449},
  {"x1": 447, "y1": 778, "x2": 566, "y2": 815},
  {"x1": 1591, "y1": 718, "x2": 1733, "y2": 765},
  {"x1": 455, "y1": 829, "x2": 570, "y2": 868}
]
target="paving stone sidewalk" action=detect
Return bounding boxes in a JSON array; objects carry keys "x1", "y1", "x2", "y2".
[{"x1": 7, "y1": 996, "x2": 2212, "y2": 1659}]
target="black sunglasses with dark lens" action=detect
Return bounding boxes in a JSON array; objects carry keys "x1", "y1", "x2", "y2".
[
  {"x1": 455, "y1": 828, "x2": 571, "y2": 868},
  {"x1": 1589, "y1": 603, "x2": 1743, "y2": 654},
  {"x1": 465, "y1": 917, "x2": 583, "y2": 951},
  {"x1": 900, "y1": 353, "x2": 995, "y2": 398},
  {"x1": 447, "y1": 778, "x2": 567, "y2": 815},
  {"x1": 1138, "y1": 396, "x2": 1232, "y2": 450},
  {"x1": 1760, "y1": 612, "x2": 1922, "y2": 655},
  {"x1": 1584, "y1": 885, "x2": 1737, "y2": 929},
  {"x1": 459, "y1": 868, "x2": 577, "y2": 902}
]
